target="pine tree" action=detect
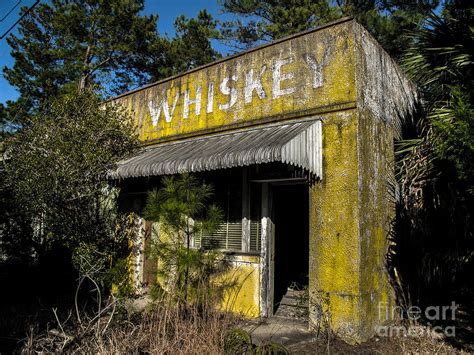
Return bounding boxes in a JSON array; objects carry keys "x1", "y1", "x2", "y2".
[
  {"x1": 0, "y1": 103, "x2": 6, "y2": 138},
  {"x1": 144, "y1": 10, "x2": 221, "y2": 82},
  {"x1": 1, "y1": 2, "x2": 222, "y2": 131},
  {"x1": 219, "y1": 0, "x2": 438, "y2": 57},
  {"x1": 219, "y1": 0, "x2": 339, "y2": 49},
  {"x1": 144, "y1": 174, "x2": 226, "y2": 306},
  {"x1": 2, "y1": 0, "x2": 158, "y2": 125}
]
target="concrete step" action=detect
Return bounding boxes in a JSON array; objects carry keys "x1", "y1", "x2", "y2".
[
  {"x1": 241, "y1": 317, "x2": 311, "y2": 346},
  {"x1": 274, "y1": 288, "x2": 309, "y2": 320}
]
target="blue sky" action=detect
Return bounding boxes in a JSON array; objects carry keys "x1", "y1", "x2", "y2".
[{"x1": 0, "y1": 0, "x2": 229, "y2": 105}]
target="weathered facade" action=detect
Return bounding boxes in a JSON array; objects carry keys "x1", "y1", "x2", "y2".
[{"x1": 111, "y1": 18, "x2": 417, "y2": 343}]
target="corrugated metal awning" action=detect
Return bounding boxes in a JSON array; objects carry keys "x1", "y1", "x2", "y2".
[{"x1": 111, "y1": 119, "x2": 322, "y2": 179}]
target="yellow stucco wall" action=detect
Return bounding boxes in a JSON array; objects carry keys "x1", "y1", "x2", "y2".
[
  {"x1": 308, "y1": 107, "x2": 395, "y2": 343},
  {"x1": 309, "y1": 110, "x2": 363, "y2": 341},
  {"x1": 357, "y1": 107, "x2": 396, "y2": 336},
  {"x1": 219, "y1": 255, "x2": 260, "y2": 318}
]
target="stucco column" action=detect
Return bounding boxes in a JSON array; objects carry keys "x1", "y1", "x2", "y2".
[
  {"x1": 259, "y1": 182, "x2": 274, "y2": 317},
  {"x1": 309, "y1": 109, "x2": 394, "y2": 343}
]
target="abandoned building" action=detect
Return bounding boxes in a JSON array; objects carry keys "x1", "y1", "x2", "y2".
[{"x1": 110, "y1": 18, "x2": 417, "y2": 343}]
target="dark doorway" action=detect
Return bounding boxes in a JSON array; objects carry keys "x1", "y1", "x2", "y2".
[{"x1": 272, "y1": 183, "x2": 309, "y2": 314}]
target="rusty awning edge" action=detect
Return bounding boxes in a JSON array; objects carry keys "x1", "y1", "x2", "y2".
[{"x1": 110, "y1": 118, "x2": 323, "y2": 180}]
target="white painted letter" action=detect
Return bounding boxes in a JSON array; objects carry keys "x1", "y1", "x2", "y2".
[
  {"x1": 207, "y1": 82, "x2": 214, "y2": 113},
  {"x1": 148, "y1": 90, "x2": 180, "y2": 125},
  {"x1": 272, "y1": 57, "x2": 295, "y2": 99},
  {"x1": 183, "y1": 86, "x2": 202, "y2": 118},
  {"x1": 304, "y1": 53, "x2": 325, "y2": 88},
  {"x1": 148, "y1": 101, "x2": 161, "y2": 126},
  {"x1": 244, "y1": 65, "x2": 267, "y2": 104},
  {"x1": 219, "y1": 75, "x2": 238, "y2": 110}
]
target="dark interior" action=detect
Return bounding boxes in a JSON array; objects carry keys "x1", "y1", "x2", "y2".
[{"x1": 272, "y1": 183, "x2": 309, "y2": 313}]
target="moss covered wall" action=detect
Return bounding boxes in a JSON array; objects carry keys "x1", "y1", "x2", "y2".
[
  {"x1": 309, "y1": 110, "x2": 363, "y2": 341},
  {"x1": 308, "y1": 108, "x2": 395, "y2": 343},
  {"x1": 307, "y1": 21, "x2": 416, "y2": 343},
  {"x1": 357, "y1": 108, "x2": 396, "y2": 338}
]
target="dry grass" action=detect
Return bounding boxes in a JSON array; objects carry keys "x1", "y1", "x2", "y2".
[
  {"x1": 19, "y1": 305, "x2": 473, "y2": 354},
  {"x1": 22, "y1": 299, "x2": 240, "y2": 354},
  {"x1": 18, "y1": 293, "x2": 472, "y2": 354}
]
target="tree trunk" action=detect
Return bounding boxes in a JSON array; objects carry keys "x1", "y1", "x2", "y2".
[{"x1": 78, "y1": 45, "x2": 91, "y2": 92}]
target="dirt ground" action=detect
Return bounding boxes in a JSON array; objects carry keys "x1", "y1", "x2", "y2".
[
  {"x1": 288, "y1": 334, "x2": 471, "y2": 354},
  {"x1": 243, "y1": 316, "x2": 473, "y2": 354}
]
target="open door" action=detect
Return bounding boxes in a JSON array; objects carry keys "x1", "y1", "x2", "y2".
[{"x1": 272, "y1": 183, "x2": 309, "y2": 317}]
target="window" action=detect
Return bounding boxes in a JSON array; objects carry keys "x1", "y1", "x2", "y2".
[
  {"x1": 192, "y1": 169, "x2": 262, "y2": 252},
  {"x1": 195, "y1": 222, "x2": 243, "y2": 251}
]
